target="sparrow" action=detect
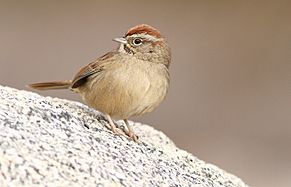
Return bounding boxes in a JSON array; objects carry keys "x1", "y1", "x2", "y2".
[{"x1": 29, "y1": 24, "x2": 171, "y2": 142}]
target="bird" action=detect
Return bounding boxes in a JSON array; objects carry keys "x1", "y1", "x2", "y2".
[{"x1": 28, "y1": 24, "x2": 171, "y2": 142}]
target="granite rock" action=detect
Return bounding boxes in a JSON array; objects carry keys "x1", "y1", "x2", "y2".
[{"x1": 0, "y1": 85, "x2": 248, "y2": 187}]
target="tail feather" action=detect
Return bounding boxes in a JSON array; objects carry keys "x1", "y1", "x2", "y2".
[{"x1": 28, "y1": 80, "x2": 72, "y2": 90}]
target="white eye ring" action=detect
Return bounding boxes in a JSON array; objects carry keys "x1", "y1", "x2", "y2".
[{"x1": 132, "y1": 38, "x2": 143, "y2": 46}]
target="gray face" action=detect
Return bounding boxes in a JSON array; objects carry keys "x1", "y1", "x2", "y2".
[
  {"x1": 123, "y1": 34, "x2": 158, "y2": 55},
  {"x1": 114, "y1": 33, "x2": 170, "y2": 67}
]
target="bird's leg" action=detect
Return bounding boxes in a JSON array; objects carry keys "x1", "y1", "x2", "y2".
[
  {"x1": 105, "y1": 113, "x2": 126, "y2": 136},
  {"x1": 123, "y1": 119, "x2": 139, "y2": 142}
]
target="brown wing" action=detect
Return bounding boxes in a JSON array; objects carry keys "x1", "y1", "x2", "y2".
[{"x1": 71, "y1": 51, "x2": 117, "y2": 88}]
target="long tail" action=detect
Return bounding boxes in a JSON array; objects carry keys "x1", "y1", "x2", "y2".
[{"x1": 28, "y1": 80, "x2": 72, "y2": 90}]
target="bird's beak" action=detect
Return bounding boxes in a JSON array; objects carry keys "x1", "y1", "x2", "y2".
[{"x1": 113, "y1": 37, "x2": 127, "y2": 44}]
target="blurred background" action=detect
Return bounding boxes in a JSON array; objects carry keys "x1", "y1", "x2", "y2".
[{"x1": 0, "y1": 1, "x2": 290, "y2": 186}]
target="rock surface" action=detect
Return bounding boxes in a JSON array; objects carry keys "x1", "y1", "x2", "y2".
[{"x1": 0, "y1": 85, "x2": 248, "y2": 187}]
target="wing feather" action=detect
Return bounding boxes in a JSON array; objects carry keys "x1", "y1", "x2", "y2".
[{"x1": 71, "y1": 51, "x2": 117, "y2": 88}]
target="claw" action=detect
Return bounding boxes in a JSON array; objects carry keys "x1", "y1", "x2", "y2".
[
  {"x1": 124, "y1": 119, "x2": 139, "y2": 143},
  {"x1": 105, "y1": 114, "x2": 126, "y2": 137},
  {"x1": 104, "y1": 114, "x2": 139, "y2": 142}
]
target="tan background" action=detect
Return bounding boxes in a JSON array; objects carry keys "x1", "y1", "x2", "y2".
[{"x1": 1, "y1": 1, "x2": 290, "y2": 186}]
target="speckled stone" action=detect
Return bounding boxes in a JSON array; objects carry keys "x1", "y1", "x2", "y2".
[{"x1": 0, "y1": 85, "x2": 248, "y2": 187}]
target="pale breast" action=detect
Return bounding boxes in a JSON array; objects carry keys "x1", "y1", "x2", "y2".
[{"x1": 78, "y1": 59, "x2": 169, "y2": 119}]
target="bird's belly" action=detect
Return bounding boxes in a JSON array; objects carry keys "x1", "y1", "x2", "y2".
[{"x1": 79, "y1": 65, "x2": 169, "y2": 119}]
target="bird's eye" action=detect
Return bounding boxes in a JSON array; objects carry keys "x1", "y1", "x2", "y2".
[{"x1": 132, "y1": 38, "x2": 143, "y2": 46}]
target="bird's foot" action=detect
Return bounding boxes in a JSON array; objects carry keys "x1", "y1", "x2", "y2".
[
  {"x1": 105, "y1": 114, "x2": 126, "y2": 137},
  {"x1": 124, "y1": 119, "x2": 139, "y2": 143},
  {"x1": 126, "y1": 131, "x2": 139, "y2": 142}
]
